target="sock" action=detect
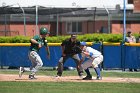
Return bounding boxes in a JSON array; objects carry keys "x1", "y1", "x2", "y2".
[
  {"x1": 85, "y1": 68, "x2": 91, "y2": 76},
  {"x1": 94, "y1": 67, "x2": 101, "y2": 77}
]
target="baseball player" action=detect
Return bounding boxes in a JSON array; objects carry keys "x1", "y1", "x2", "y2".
[
  {"x1": 19, "y1": 27, "x2": 50, "y2": 79},
  {"x1": 80, "y1": 42, "x2": 103, "y2": 80},
  {"x1": 56, "y1": 34, "x2": 83, "y2": 77}
]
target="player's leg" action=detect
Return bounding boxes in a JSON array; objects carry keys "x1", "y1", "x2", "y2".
[
  {"x1": 57, "y1": 56, "x2": 68, "y2": 77},
  {"x1": 92, "y1": 55, "x2": 103, "y2": 80},
  {"x1": 19, "y1": 67, "x2": 25, "y2": 78},
  {"x1": 81, "y1": 60, "x2": 92, "y2": 80},
  {"x1": 28, "y1": 51, "x2": 43, "y2": 79},
  {"x1": 19, "y1": 67, "x2": 31, "y2": 77},
  {"x1": 72, "y1": 54, "x2": 83, "y2": 77},
  {"x1": 94, "y1": 67, "x2": 102, "y2": 80}
]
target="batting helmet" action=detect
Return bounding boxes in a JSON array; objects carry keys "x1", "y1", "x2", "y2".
[
  {"x1": 40, "y1": 27, "x2": 50, "y2": 35},
  {"x1": 80, "y1": 42, "x2": 86, "y2": 46}
]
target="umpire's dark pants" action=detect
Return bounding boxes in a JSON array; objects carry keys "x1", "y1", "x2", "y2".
[{"x1": 57, "y1": 54, "x2": 82, "y2": 76}]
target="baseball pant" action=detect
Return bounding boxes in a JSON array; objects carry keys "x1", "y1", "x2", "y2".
[
  {"x1": 28, "y1": 51, "x2": 43, "y2": 75},
  {"x1": 82, "y1": 55, "x2": 103, "y2": 69},
  {"x1": 57, "y1": 54, "x2": 83, "y2": 76}
]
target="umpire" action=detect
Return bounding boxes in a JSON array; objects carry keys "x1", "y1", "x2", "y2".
[{"x1": 56, "y1": 34, "x2": 83, "y2": 77}]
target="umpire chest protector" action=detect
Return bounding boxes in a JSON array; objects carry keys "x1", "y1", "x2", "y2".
[{"x1": 61, "y1": 39, "x2": 80, "y2": 54}]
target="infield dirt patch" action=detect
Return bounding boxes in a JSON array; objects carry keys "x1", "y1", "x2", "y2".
[{"x1": 0, "y1": 74, "x2": 140, "y2": 83}]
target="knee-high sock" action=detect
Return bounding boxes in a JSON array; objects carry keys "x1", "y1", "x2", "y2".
[
  {"x1": 94, "y1": 67, "x2": 101, "y2": 77},
  {"x1": 85, "y1": 68, "x2": 91, "y2": 76}
]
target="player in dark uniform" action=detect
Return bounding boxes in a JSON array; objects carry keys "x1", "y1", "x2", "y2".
[
  {"x1": 56, "y1": 34, "x2": 83, "y2": 77},
  {"x1": 19, "y1": 27, "x2": 50, "y2": 79}
]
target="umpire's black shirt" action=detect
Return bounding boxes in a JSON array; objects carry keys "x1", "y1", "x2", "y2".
[{"x1": 61, "y1": 38, "x2": 80, "y2": 55}]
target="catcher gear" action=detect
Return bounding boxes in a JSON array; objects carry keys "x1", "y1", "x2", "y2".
[{"x1": 40, "y1": 27, "x2": 50, "y2": 35}]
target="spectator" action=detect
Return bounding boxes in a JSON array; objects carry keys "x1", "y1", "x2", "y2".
[
  {"x1": 125, "y1": 31, "x2": 138, "y2": 72},
  {"x1": 125, "y1": 31, "x2": 136, "y2": 43}
]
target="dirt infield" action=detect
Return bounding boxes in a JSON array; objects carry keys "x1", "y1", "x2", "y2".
[{"x1": 0, "y1": 74, "x2": 140, "y2": 83}]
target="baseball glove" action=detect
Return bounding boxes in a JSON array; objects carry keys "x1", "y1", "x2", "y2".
[{"x1": 72, "y1": 46, "x2": 82, "y2": 54}]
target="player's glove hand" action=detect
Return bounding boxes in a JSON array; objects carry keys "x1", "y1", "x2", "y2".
[{"x1": 72, "y1": 46, "x2": 82, "y2": 54}]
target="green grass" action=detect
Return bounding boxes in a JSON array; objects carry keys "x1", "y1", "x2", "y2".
[
  {"x1": 0, "y1": 82, "x2": 140, "y2": 93},
  {"x1": 0, "y1": 69, "x2": 140, "y2": 93}
]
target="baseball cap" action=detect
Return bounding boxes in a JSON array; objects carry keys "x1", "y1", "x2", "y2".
[
  {"x1": 127, "y1": 31, "x2": 132, "y2": 34},
  {"x1": 71, "y1": 34, "x2": 77, "y2": 38}
]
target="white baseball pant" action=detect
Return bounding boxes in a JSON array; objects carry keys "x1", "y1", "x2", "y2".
[
  {"x1": 28, "y1": 51, "x2": 43, "y2": 75},
  {"x1": 81, "y1": 55, "x2": 103, "y2": 69}
]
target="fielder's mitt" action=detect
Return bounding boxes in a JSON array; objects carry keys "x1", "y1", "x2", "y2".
[{"x1": 72, "y1": 46, "x2": 82, "y2": 54}]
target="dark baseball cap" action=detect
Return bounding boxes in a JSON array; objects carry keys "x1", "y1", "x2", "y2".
[
  {"x1": 127, "y1": 31, "x2": 132, "y2": 34},
  {"x1": 71, "y1": 34, "x2": 77, "y2": 38}
]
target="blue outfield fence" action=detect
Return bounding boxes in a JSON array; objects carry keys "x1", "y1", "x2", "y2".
[
  {"x1": 103, "y1": 45, "x2": 122, "y2": 68},
  {"x1": 124, "y1": 46, "x2": 140, "y2": 69},
  {"x1": 0, "y1": 43, "x2": 140, "y2": 69}
]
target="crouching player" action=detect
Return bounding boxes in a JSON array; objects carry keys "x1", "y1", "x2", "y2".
[{"x1": 80, "y1": 42, "x2": 103, "y2": 80}]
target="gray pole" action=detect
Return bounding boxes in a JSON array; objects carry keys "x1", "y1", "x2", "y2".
[
  {"x1": 108, "y1": 14, "x2": 111, "y2": 33},
  {"x1": 2, "y1": 3, "x2": 7, "y2": 36},
  {"x1": 56, "y1": 14, "x2": 59, "y2": 36},
  {"x1": 36, "y1": 5, "x2": 38, "y2": 35},
  {"x1": 4, "y1": 14, "x2": 7, "y2": 36},
  {"x1": 17, "y1": 3, "x2": 26, "y2": 36},
  {"x1": 103, "y1": 5, "x2": 110, "y2": 33}
]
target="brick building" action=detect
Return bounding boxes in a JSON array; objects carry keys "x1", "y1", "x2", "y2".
[{"x1": 0, "y1": 0, "x2": 140, "y2": 36}]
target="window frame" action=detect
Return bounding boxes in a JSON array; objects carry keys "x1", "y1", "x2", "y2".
[{"x1": 66, "y1": 21, "x2": 82, "y2": 34}]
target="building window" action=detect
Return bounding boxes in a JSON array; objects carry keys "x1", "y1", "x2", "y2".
[{"x1": 66, "y1": 22, "x2": 82, "y2": 34}]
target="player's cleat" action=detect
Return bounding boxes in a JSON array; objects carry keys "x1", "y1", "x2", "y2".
[
  {"x1": 83, "y1": 75, "x2": 92, "y2": 80},
  {"x1": 19, "y1": 67, "x2": 25, "y2": 78},
  {"x1": 55, "y1": 75, "x2": 61, "y2": 78},
  {"x1": 56, "y1": 73, "x2": 62, "y2": 78},
  {"x1": 96, "y1": 76, "x2": 102, "y2": 80},
  {"x1": 78, "y1": 71, "x2": 83, "y2": 78},
  {"x1": 29, "y1": 75, "x2": 37, "y2": 79}
]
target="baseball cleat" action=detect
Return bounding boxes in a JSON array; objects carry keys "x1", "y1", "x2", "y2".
[
  {"x1": 55, "y1": 75, "x2": 61, "y2": 78},
  {"x1": 29, "y1": 75, "x2": 37, "y2": 80},
  {"x1": 19, "y1": 67, "x2": 25, "y2": 78},
  {"x1": 78, "y1": 71, "x2": 83, "y2": 76},
  {"x1": 82, "y1": 75, "x2": 92, "y2": 80},
  {"x1": 96, "y1": 76, "x2": 102, "y2": 80},
  {"x1": 78, "y1": 72, "x2": 83, "y2": 78}
]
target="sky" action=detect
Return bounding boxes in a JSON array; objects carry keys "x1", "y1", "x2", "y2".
[{"x1": 0, "y1": 0, "x2": 125, "y2": 8}]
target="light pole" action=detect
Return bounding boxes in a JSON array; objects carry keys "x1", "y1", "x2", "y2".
[
  {"x1": 103, "y1": 5, "x2": 110, "y2": 33},
  {"x1": 36, "y1": 5, "x2": 39, "y2": 35},
  {"x1": 17, "y1": 3, "x2": 26, "y2": 36},
  {"x1": 56, "y1": 14, "x2": 59, "y2": 36},
  {"x1": 2, "y1": 2, "x2": 7, "y2": 36},
  {"x1": 123, "y1": 0, "x2": 126, "y2": 43}
]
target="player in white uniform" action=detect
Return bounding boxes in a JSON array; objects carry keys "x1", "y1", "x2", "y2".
[{"x1": 80, "y1": 42, "x2": 103, "y2": 80}]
